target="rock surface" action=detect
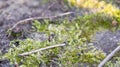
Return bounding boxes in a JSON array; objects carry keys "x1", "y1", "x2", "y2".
[{"x1": 92, "y1": 30, "x2": 120, "y2": 54}]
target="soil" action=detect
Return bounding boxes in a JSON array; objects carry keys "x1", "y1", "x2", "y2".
[{"x1": 0, "y1": 0, "x2": 120, "y2": 67}]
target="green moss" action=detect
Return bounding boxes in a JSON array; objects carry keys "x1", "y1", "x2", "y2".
[
  {"x1": 0, "y1": 0, "x2": 119, "y2": 67},
  {"x1": 105, "y1": 57, "x2": 120, "y2": 67},
  {"x1": 2, "y1": 13, "x2": 120, "y2": 67}
]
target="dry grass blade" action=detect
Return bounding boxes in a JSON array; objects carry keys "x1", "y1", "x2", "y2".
[
  {"x1": 18, "y1": 43, "x2": 66, "y2": 56},
  {"x1": 98, "y1": 46, "x2": 120, "y2": 67},
  {"x1": 9, "y1": 12, "x2": 74, "y2": 31}
]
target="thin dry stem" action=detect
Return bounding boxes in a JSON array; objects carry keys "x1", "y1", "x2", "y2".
[
  {"x1": 9, "y1": 12, "x2": 74, "y2": 31},
  {"x1": 98, "y1": 46, "x2": 120, "y2": 67},
  {"x1": 19, "y1": 43, "x2": 66, "y2": 56}
]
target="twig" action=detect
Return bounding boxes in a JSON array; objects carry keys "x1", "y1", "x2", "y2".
[
  {"x1": 98, "y1": 46, "x2": 120, "y2": 67},
  {"x1": 9, "y1": 12, "x2": 74, "y2": 31},
  {"x1": 18, "y1": 43, "x2": 66, "y2": 56}
]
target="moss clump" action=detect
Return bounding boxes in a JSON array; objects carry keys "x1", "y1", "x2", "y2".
[
  {"x1": 105, "y1": 57, "x2": 120, "y2": 67},
  {"x1": 2, "y1": 13, "x2": 120, "y2": 67}
]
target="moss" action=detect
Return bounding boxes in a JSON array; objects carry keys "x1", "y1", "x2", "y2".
[
  {"x1": 0, "y1": 0, "x2": 119, "y2": 67},
  {"x1": 3, "y1": 13, "x2": 118, "y2": 66},
  {"x1": 1, "y1": 9, "x2": 120, "y2": 66},
  {"x1": 105, "y1": 57, "x2": 120, "y2": 67}
]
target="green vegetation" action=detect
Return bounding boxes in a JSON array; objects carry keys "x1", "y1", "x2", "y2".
[
  {"x1": 0, "y1": 0, "x2": 120, "y2": 67},
  {"x1": 105, "y1": 57, "x2": 120, "y2": 67},
  {"x1": 2, "y1": 13, "x2": 120, "y2": 67}
]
